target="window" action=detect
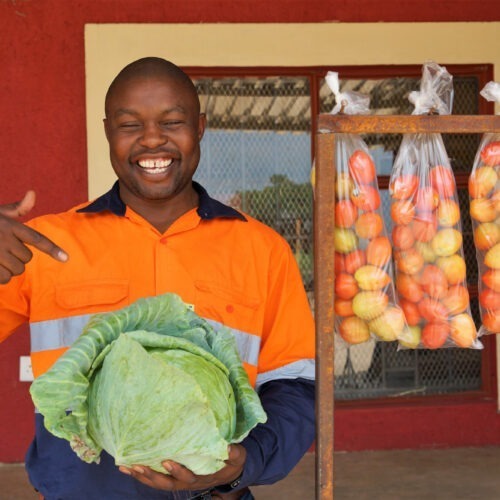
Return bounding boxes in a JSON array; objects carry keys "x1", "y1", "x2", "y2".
[{"x1": 189, "y1": 64, "x2": 495, "y2": 401}]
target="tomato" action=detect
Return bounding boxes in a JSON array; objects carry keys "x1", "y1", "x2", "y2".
[
  {"x1": 348, "y1": 150, "x2": 376, "y2": 184},
  {"x1": 390, "y1": 174, "x2": 419, "y2": 200},
  {"x1": 335, "y1": 199, "x2": 358, "y2": 228},
  {"x1": 392, "y1": 224, "x2": 415, "y2": 250},
  {"x1": 354, "y1": 212, "x2": 383, "y2": 239},
  {"x1": 421, "y1": 321, "x2": 450, "y2": 349},
  {"x1": 344, "y1": 249, "x2": 366, "y2": 275},
  {"x1": 480, "y1": 141, "x2": 500, "y2": 167},
  {"x1": 417, "y1": 297, "x2": 448, "y2": 322},
  {"x1": 429, "y1": 165, "x2": 456, "y2": 198},
  {"x1": 391, "y1": 200, "x2": 415, "y2": 225},
  {"x1": 350, "y1": 184, "x2": 381, "y2": 211},
  {"x1": 366, "y1": 236, "x2": 392, "y2": 267},
  {"x1": 335, "y1": 272, "x2": 359, "y2": 300}
]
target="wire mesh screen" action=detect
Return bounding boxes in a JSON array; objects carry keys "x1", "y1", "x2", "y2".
[
  {"x1": 193, "y1": 73, "x2": 483, "y2": 401},
  {"x1": 193, "y1": 77, "x2": 314, "y2": 289}
]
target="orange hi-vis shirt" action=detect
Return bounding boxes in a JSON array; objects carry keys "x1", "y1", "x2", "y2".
[{"x1": 0, "y1": 182, "x2": 315, "y2": 388}]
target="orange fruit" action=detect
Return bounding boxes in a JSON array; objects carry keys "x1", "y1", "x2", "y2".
[
  {"x1": 430, "y1": 165, "x2": 456, "y2": 198},
  {"x1": 400, "y1": 298, "x2": 422, "y2": 326},
  {"x1": 354, "y1": 265, "x2": 391, "y2": 291},
  {"x1": 335, "y1": 199, "x2": 358, "y2": 228},
  {"x1": 479, "y1": 287, "x2": 500, "y2": 311},
  {"x1": 335, "y1": 227, "x2": 358, "y2": 254},
  {"x1": 395, "y1": 248, "x2": 425, "y2": 275},
  {"x1": 482, "y1": 310, "x2": 500, "y2": 333},
  {"x1": 366, "y1": 236, "x2": 392, "y2": 267},
  {"x1": 450, "y1": 313, "x2": 477, "y2": 347},
  {"x1": 417, "y1": 297, "x2": 449, "y2": 322},
  {"x1": 436, "y1": 254, "x2": 467, "y2": 285},
  {"x1": 396, "y1": 273, "x2": 424, "y2": 303},
  {"x1": 484, "y1": 242, "x2": 500, "y2": 269},
  {"x1": 421, "y1": 321, "x2": 450, "y2": 349},
  {"x1": 344, "y1": 249, "x2": 366, "y2": 275},
  {"x1": 390, "y1": 174, "x2": 419, "y2": 200},
  {"x1": 473, "y1": 222, "x2": 500, "y2": 251},
  {"x1": 350, "y1": 184, "x2": 381, "y2": 211},
  {"x1": 338, "y1": 316, "x2": 371, "y2": 344},
  {"x1": 418, "y1": 264, "x2": 448, "y2": 299},
  {"x1": 468, "y1": 166, "x2": 497, "y2": 199},
  {"x1": 437, "y1": 199, "x2": 461, "y2": 227},
  {"x1": 352, "y1": 291, "x2": 389, "y2": 321},
  {"x1": 415, "y1": 186, "x2": 439, "y2": 213},
  {"x1": 412, "y1": 217, "x2": 438, "y2": 243},
  {"x1": 482, "y1": 269, "x2": 500, "y2": 292},
  {"x1": 442, "y1": 285, "x2": 469, "y2": 315},
  {"x1": 334, "y1": 298, "x2": 354, "y2": 317},
  {"x1": 335, "y1": 272, "x2": 359, "y2": 300},
  {"x1": 355, "y1": 212, "x2": 383, "y2": 239},
  {"x1": 348, "y1": 150, "x2": 377, "y2": 185},
  {"x1": 369, "y1": 306, "x2": 406, "y2": 341},
  {"x1": 431, "y1": 228, "x2": 463, "y2": 257},
  {"x1": 335, "y1": 252, "x2": 346, "y2": 274},
  {"x1": 391, "y1": 200, "x2": 416, "y2": 225},
  {"x1": 392, "y1": 224, "x2": 415, "y2": 250},
  {"x1": 414, "y1": 241, "x2": 437, "y2": 263},
  {"x1": 470, "y1": 198, "x2": 496, "y2": 223}
]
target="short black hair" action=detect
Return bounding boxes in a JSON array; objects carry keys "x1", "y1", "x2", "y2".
[{"x1": 105, "y1": 57, "x2": 199, "y2": 116}]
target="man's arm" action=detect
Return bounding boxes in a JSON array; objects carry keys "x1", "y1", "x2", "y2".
[{"x1": 229, "y1": 377, "x2": 315, "y2": 488}]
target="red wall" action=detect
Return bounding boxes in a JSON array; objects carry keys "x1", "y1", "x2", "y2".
[{"x1": 1, "y1": 0, "x2": 500, "y2": 462}]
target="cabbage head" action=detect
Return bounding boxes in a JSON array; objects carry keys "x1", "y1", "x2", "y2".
[{"x1": 29, "y1": 294, "x2": 267, "y2": 475}]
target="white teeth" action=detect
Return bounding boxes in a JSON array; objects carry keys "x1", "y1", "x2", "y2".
[{"x1": 138, "y1": 159, "x2": 173, "y2": 169}]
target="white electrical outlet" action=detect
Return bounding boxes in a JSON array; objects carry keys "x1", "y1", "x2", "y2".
[{"x1": 19, "y1": 356, "x2": 34, "y2": 382}]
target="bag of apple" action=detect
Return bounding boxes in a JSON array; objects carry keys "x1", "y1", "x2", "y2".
[
  {"x1": 326, "y1": 72, "x2": 407, "y2": 347},
  {"x1": 468, "y1": 81, "x2": 500, "y2": 336},
  {"x1": 389, "y1": 62, "x2": 481, "y2": 350}
]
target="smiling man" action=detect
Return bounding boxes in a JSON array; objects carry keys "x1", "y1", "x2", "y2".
[{"x1": 0, "y1": 58, "x2": 316, "y2": 500}]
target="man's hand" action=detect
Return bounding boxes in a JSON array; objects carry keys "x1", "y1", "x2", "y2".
[
  {"x1": 118, "y1": 444, "x2": 246, "y2": 494},
  {"x1": 0, "y1": 191, "x2": 68, "y2": 284}
]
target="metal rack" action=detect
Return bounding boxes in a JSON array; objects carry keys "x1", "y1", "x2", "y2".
[{"x1": 313, "y1": 114, "x2": 500, "y2": 499}]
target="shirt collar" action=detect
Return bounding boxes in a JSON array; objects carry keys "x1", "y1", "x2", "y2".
[{"x1": 77, "y1": 181, "x2": 247, "y2": 222}]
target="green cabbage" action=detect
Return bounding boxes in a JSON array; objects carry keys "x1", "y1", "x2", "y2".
[{"x1": 29, "y1": 293, "x2": 267, "y2": 474}]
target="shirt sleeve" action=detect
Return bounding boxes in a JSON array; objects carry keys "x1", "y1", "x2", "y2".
[{"x1": 237, "y1": 377, "x2": 315, "y2": 487}]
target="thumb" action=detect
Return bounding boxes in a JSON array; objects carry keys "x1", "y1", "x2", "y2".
[{"x1": 0, "y1": 190, "x2": 36, "y2": 218}]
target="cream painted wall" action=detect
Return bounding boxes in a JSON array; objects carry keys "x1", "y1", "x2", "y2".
[
  {"x1": 85, "y1": 22, "x2": 500, "y2": 198},
  {"x1": 85, "y1": 23, "x2": 500, "y2": 405}
]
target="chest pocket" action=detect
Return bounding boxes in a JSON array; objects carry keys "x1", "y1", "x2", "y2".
[
  {"x1": 55, "y1": 279, "x2": 129, "y2": 312},
  {"x1": 194, "y1": 280, "x2": 261, "y2": 334}
]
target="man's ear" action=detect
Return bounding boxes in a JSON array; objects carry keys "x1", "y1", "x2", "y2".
[
  {"x1": 198, "y1": 113, "x2": 207, "y2": 141},
  {"x1": 103, "y1": 118, "x2": 110, "y2": 141}
]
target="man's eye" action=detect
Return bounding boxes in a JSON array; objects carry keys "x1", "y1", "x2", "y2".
[
  {"x1": 162, "y1": 121, "x2": 182, "y2": 127},
  {"x1": 119, "y1": 122, "x2": 140, "y2": 128}
]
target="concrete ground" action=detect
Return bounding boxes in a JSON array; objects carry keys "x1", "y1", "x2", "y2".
[{"x1": 1, "y1": 446, "x2": 499, "y2": 499}]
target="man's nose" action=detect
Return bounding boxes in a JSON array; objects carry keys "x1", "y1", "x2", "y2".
[{"x1": 140, "y1": 123, "x2": 167, "y2": 148}]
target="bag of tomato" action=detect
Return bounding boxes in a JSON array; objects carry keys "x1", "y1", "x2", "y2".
[
  {"x1": 325, "y1": 71, "x2": 407, "y2": 348},
  {"x1": 389, "y1": 62, "x2": 481, "y2": 350},
  {"x1": 468, "y1": 81, "x2": 500, "y2": 336}
]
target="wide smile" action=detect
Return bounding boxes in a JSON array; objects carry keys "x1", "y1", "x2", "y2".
[{"x1": 136, "y1": 158, "x2": 173, "y2": 175}]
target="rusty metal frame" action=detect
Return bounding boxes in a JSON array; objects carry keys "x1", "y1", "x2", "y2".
[{"x1": 313, "y1": 114, "x2": 500, "y2": 499}]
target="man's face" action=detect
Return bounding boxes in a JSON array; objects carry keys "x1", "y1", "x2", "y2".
[{"x1": 104, "y1": 75, "x2": 206, "y2": 209}]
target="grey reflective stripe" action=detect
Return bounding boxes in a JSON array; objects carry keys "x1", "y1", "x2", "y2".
[
  {"x1": 205, "y1": 319, "x2": 261, "y2": 366},
  {"x1": 30, "y1": 314, "x2": 93, "y2": 352},
  {"x1": 255, "y1": 359, "x2": 316, "y2": 389},
  {"x1": 29, "y1": 314, "x2": 262, "y2": 368}
]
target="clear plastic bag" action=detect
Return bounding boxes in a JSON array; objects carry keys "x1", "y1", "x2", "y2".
[
  {"x1": 390, "y1": 62, "x2": 481, "y2": 350},
  {"x1": 326, "y1": 72, "x2": 407, "y2": 347},
  {"x1": 468, "y1": 81, "x2": 500, "y2": 336}
]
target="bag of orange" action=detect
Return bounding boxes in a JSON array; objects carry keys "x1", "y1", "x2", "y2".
[
  {"x1": 389, "y1": 62, "x2": 481, "y2": 350},
  {"x1": 326, "y1": 72, "x2": 407, "y2": 347},
  {"x1": 468, "y1": 81, "x2": 500, "y2": 336}
]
